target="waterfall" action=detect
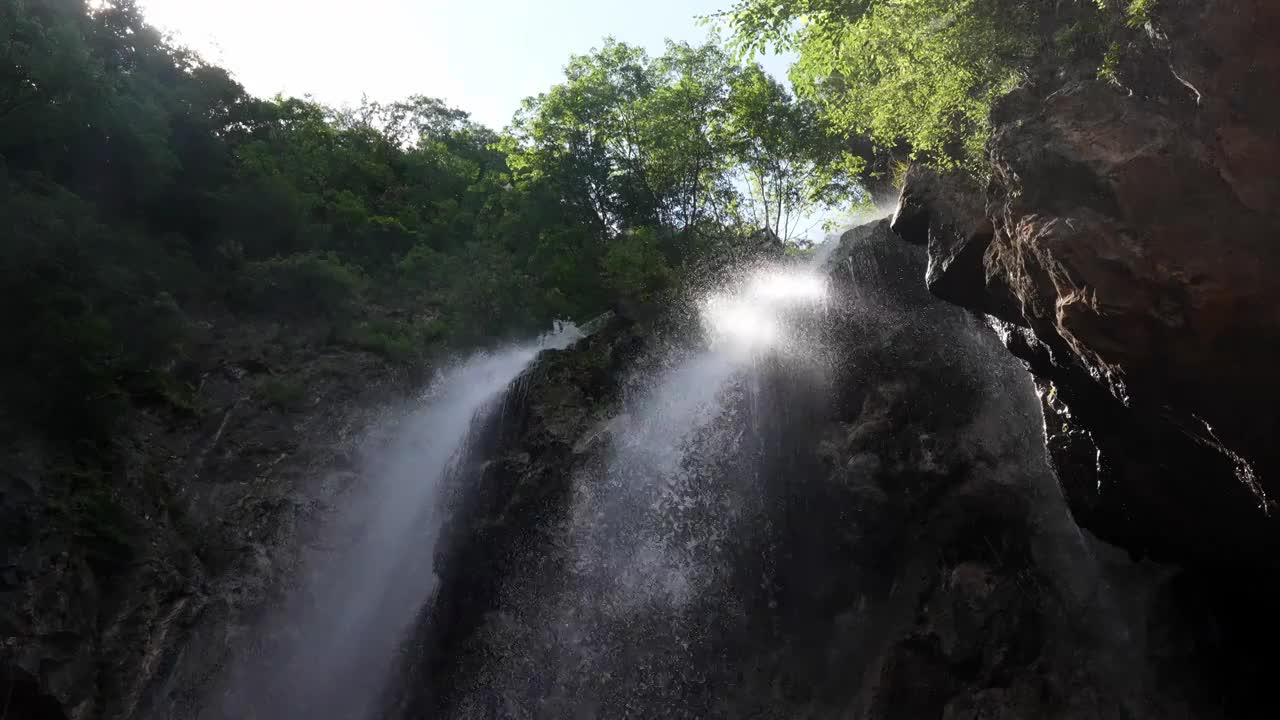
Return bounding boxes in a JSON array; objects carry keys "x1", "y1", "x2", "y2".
[
  {"x1": 204, "y1": 327, "x2": 581, "y2": 720},
  {"x1": 376, "y1": 222, "x2": 1210, "y2": 720},
  {"x1": 451, "y1": 259, "x2": 836, "y2": 717},
  {"x1": 569, "y1": 264, "x2": 832, "y2": 607}
]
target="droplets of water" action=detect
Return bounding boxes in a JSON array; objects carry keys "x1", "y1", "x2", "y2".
[
  {"x1": 699, "y1": 267, "x2": 830, "y2": 355},
  {"x1": 514, "y1": 261, "x2": 831, "y2": 701},
  {"x1": 746, "y1": 269, "x2": 828, "y2": 302},
  {"x1": 573, "y1": 263, "x2": 833, "y2": 616},
  {"x1": 450, "y1": 258, "x2": 840, "y2": 717}
]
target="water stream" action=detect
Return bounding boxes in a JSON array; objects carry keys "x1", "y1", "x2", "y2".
[
  {"x1": 210, "y1": 252, "x2": 845, "y2": 719},
  {"x1": 454, "y1": 257, "x2": 837, "y2": 716},
  {"x1": 206, "y1": 327, "x2": 581, "y2": 720}
]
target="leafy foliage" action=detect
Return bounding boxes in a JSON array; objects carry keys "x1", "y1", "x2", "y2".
[
  {"x1": 718, "y1": 64, "x2": 865, "y2": 237},
  {"x1": 255, "y1": 376, "x2": 309, "y2": 412},
  {"x1": 2, "y1": 1, "x2": 857, "y2": 451},
  {"x1": 722, "y1": 0, "x2": 1150, "y2": 168},
  {"x1": 237, "y1": 252, "x2": 367, "y2": 320},
  {"x1": 602, "y1": 229, "x2": 676, "y2": 307},
  {"x1": 506, "y1": 38, "x2": 858, "y2": 245},
  {"x1": 1107, "y1": 0, "x2": 1157, "y2": 27}
]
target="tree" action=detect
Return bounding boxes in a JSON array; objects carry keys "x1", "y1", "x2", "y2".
[
  {"x1": 0, "y1": 0, "x2": 867, "y2": 450},
  {"x1": 718, "y1": 64, "x2": 862, "y2": 241},
  {"x1": 504, "y1": 37, "x2": 860, "y2": 274},
  {"x1": 720, "y1": 0, "x2": 1138, "y2": 168}
]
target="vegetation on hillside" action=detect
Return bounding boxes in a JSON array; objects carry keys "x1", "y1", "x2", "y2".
[
  {"x1": 1, "y1": 0, "x2": 858, "y2": 449},
  {"x1": 0, "y1": 0, "x2": 1170, "y2": 610},
  {"x1": 1, "y1": 0, "x2": 1157, "y2": 460}
]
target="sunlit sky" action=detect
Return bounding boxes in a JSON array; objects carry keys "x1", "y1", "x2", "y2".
[{"x1": 138, "y1": 0, "x2": 793, "y2": 131}]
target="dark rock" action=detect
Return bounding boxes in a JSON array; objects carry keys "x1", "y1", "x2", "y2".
[
  {"x1": 890, "y1": 167, "x2": 989, "y2": 257},
  {"x1": 388, "y1": 221, "x2": 1252, "y2": 719},
  {"x1": 890, "y1": 167, "x2": 1013, "y2": 320},
  {"x1": 1, "y1": 313, "x2": 416, "y2": 720},
  {"x1": 0, "y1": 665, "x2": 68, "y2": 720},
  {"x1": 385, "y1": 315, "x2": 643, "y2": 717},
  {"x1": 894, "y1": 0, "x2": 1280, "y2": 570}
]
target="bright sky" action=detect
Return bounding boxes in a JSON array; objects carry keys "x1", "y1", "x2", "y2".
[{"x1": 138, "y1": 0, "x2": 793, "y2": 131}]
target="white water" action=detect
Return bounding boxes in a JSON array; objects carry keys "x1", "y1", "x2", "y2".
[
  {"x1": 592, "y1": 265, "x2": 828, "y2": 593},
  {"x1": 460, "y1": 261, "x2": 836, "y2": 714},
  {"x1": 209, "y1": 326, "x2": 581, "y2": 720}
]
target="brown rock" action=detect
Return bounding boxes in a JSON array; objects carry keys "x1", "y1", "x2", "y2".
[
  {"x1": 894, "y1": 0, "x2": 1280, "y2": 568},
  {"x1": 890, "y1": 166, "x2": 1006, "y2": 317}
]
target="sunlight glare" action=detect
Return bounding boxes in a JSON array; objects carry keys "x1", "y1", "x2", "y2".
[
  {"x1": 700, "y1": 267, "x2": 828, "y2": 352},
  {"x1": 746, "y1": 270, "x2": 828, "y2": 303},
  {"x1": 702, "y1": 296, "x2": 781, "y2": 348}
]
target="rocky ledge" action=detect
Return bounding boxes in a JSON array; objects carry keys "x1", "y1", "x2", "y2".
[{"x1": 892, "y1": 0, "x2": 1280, "y2": 572}]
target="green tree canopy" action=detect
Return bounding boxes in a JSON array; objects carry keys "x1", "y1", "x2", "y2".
[
  {"x1": 721, "y1": 0, "x2": 1149, "y2": 168},
  {"x1": 0, "y1": 0, "x2": 861, "y2": 450},
  {"x1": 505, "y1": 38, "x2": 859, "y2": 250},
  {"x1": 718, "y1": 64, "x2": 863, "y2": 240}
]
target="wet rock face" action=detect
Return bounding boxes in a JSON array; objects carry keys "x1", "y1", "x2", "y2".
[
  {"x1": 898, "y1": 0, "x2": 1280, "y2": 568},
  {"x1": 1, "y1": 316, "x2": 412, "y2": 720},
  {"x1": 392, "y1": 221, "x2": 1247, "y2": 719},
  {"x1": 386, "y1": 318, "x2": 647, "y2": 718}
]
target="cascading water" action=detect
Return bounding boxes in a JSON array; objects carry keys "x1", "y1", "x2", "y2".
[
  {"x1": 205, "y1": 326, "x2": 581, "y2": 720},
  {"x1": 578, "y1": 264, "x2": 833, "y2": 603},
  {"x1": 395, "y1": 220, "x2": 1187, "y2": 719},
  {"x1": 453, "y1": 256, "x2": 837, "y2": 717}
]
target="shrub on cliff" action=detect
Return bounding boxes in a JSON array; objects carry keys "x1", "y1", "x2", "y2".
[
  {"x1": 602, "y1": 229, "x2": 677, "y2": 311},
  {"x1": 236, "y1": 252, "x2": 367, "y2": 321},
  {"x1": 0, "y1": 178, "x2": 190, "y2": 442}
]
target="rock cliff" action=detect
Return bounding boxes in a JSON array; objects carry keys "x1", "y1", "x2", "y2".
[
  {"x1": 892, "y1": 0, "x2": 1279, "y2": 571},
  {"x1": 389, "y1": 221, "x2": 1268, "y2": 718},
  {"x1": 882, "y1": 0, "x2": 1280, "y2": 713},
  {"x1": 1, "y1": 315, "x2": 414, "y2": 719}
]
